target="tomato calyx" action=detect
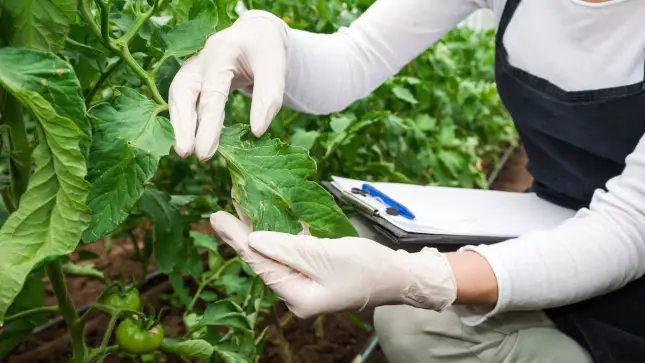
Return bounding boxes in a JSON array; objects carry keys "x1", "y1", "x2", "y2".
[{"x1": 99, "y1": 283, "x2": 141, "y2": 311}]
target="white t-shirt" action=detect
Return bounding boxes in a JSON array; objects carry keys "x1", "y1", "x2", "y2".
[{"x1": 281, "y1": 0, "x2": 645, "y2": 323}]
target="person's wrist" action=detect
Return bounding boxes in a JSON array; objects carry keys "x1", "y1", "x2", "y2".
[
  {"x1": 388, "y1": 248, "x2": 458, "y2": 311},
  {"x1": 445, "y1": 251, "x2": 498, "y2": 306}
]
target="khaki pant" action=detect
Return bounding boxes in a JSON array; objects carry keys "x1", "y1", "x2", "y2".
[{"x1": 374, "y1": 305, "x2": 594, "y2": 363}]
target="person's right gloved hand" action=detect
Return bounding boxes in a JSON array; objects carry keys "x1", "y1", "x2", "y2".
[
  {"x1": 168, "y1": 10, "x2": 288, "y2": 160},
  {"x1": 210, "y1": 210, "x2": 458, "y2": 319}
]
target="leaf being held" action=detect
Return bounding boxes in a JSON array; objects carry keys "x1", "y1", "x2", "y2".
[
  {"x1": 83, "y1": 87, "x2": 174, "y2": 242},
  {"x1": 0, "y1": 47, "x2": 90, "y2": 323},
  {"x1": 218, "y1": 125, "x2": 357, "y2": 238}
]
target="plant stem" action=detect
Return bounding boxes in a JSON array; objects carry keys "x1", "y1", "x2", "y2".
[
  {"x1": 4, "y1": 305, "x2": 59, "y2": 324},
  {"x1": 0, "y1": 93, "x2": 31, "y2": 209},
  {"x1": 94, "y1": 0, "x2": 111, "y2": 46},
  {"x1": 78, "y1": 0, "x2": 112, "y2": 50},
  {"x1": 117, "y1": 3, "x2": 157, "y2": 45},
  {"x1": 85, "y1": 59, "x2": 123, "y2": 106},
  {"x1": 128, "y1": 230, "x2": 147, "y2": 286},
  {"x1": 45, "y1": 260, "x2": 86, "y2": 363},
  {"x1": 95, "y1": 314, "x2": 118, "y2": 363},
  {"x1": 271, "y1": 305, "x2": 294, "y2": 363},
  {"x1": 115, "y1": 43, "x2": 166, "y2": 105},
  {"x1": 80, "y1": 0, "x2": 167, "y2": 106},
  {"x1": 186, "y1": 257, "x2": 241, "y2": 314},
  {"x1": 282, "y1": 111, "x2": 301, "y2": 129}
]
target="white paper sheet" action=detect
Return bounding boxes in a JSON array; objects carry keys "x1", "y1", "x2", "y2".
[{"x1": 331, "y1": 176, "x2": 576, "y2": 238}]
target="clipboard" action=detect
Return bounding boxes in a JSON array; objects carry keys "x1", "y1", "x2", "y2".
[{"x1": 322, "y1": 176, "x2": 576, "y2": 247}]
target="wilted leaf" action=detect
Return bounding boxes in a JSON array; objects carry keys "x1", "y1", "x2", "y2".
[
  {"x1": 218, "y1": 124, "x2": 357, "y2": 238},
  {"x1": 83, "y1": 87, "x2": 174, "y2": 242},
  {"x1": 138, "y1": 188, "x2": 182, "y2": 273},
  {"x1": 0, "y1": 48, "x2": 90, "y2": 323}
]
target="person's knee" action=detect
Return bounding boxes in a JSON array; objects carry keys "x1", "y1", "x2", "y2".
[{"x1": 374, "y1": 305, "x2": 460, "y2": 362}]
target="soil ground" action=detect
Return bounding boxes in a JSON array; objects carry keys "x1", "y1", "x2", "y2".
[{"x1": 3, "y1": 145, "x2": 532, "y2": 363}]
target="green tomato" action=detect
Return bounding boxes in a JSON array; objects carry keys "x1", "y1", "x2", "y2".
[
  {"x1": 102, "y1": 288, "x2": 140, "y2": 311},
  {"x1": 115, "y1": 317, "x2": 164, "y2": 355}
]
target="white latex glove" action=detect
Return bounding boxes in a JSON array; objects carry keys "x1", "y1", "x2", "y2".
[
  {"x1": 210, "y1": 210, "x2": 457, "y2": 319},
  {"x1": 168, "y1": 10, "x2": 287, "y2": 160}
]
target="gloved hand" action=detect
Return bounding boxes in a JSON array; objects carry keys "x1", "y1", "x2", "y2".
[
  {"x1": 168, "y1": 10, "x2": 288, "y2": 160},
  {"x1": 210, "y1": 210, "x2": 458, "y2": 319}
]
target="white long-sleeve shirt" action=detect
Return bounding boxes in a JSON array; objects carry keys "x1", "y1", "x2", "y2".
[{"x1": 281, "y1": 0, "x2": 645, "y2": 322}]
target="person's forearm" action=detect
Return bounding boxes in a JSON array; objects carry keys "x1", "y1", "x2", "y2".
[
  {"x1": 458, "y1": 134, "x2": 645, "y2": 324},
  {"x1": 445, "y1": 251, "x2": 498, "y2": 306}
]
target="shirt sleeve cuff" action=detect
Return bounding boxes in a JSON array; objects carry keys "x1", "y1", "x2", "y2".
[{"x1": 453, "y1": 244, "x2": 514, "y2": 326}]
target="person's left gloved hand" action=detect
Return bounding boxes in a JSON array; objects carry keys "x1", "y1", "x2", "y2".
[{"x1": 210, "y1": 210, "x2": 458, "y2": 319}]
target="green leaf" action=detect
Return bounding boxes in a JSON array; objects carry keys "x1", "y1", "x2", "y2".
[
  {"x1": 0, "y1": 47, "x2": 89, "y2": 148},
  {"x1": 290, "y1": 129, "x2": 319, "y2": 151},
  {"x1": 0, "y1": 0, "x2": 76, "y2": 52},
  {"x1": 199, "y1": 291, "x2": 219, "y2": 302},
  {"x1": 415, "y1": 114, "x2": 437, "y2": 131},
  {"x1": 170, "y1": 273, "x2": 191, "y2": 306},
  {"x1": 391, "y1": 85, "x2": 418, "y2": 104},
  {"x1": 172, "y1": 0, "x2": 216, "y2": 24},
  {"x1": 160, "y1": 339, "x2": 214, "y2": 359},
  {"x1": 198, "y1": 300, "x2": 251, "y2": 331},
  {"x1": 0, "y1": 48, "x2": 90, "y2": 324},
  {"x1": 330, "y1": 114, "x2": 352, "y2": 133},
  {"x1": 138, "y1": 188, "x2": 182, "y2": 273},
  {"x1": 218, "y1": 124, "x2": 357, "y2": 238},
  {"x1": 154, "y1": 56, "x2": 181, "y2": 102},
  {"x1": 0, "y1": 320, "x2": 35, "y2": 358},
  {"x1": 6, "y1": 276, "x2": 45, "y2": 325},
  {"x1": 212, "y1": 346, "x2": 253, "y2": 363},
  {"x1": 242, "y1": 276, "x2": 264, "y2": 327},
  {"x1": 191, "y1": 231, "x2": 219, "y2": 252},
  {"x1": 161, "y1": 12, "x2": 218, "y2": 60},
  {"x1": 170, "y1": 194, "x2": 197, "y2": 206},
  {"x1": 83, "y1": 87, "x2": 174, "y2": 242}
]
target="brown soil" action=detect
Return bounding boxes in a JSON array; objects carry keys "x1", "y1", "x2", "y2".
[{"x1": 3, "y1": 146, "x2": 532, "y2": 363}]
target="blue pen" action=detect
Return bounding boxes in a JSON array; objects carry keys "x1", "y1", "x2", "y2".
[{"x1": 361, "y1": 183, "x2": 416, "y2": 220}]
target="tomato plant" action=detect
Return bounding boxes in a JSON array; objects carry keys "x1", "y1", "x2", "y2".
[{"x1": 0, "y1": 0, "x2": 513, "y2": 362}]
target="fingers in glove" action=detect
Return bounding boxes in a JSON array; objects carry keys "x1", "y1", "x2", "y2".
[
  {"x1": 210, "y1": 211, "x2": 253, "y2": 257},
  {"x1": 169, "y1": 55, "x2": 202, "y2": 157},
  {"x1": 211, "y1": 212, "x2": 310, "y2": 300},
  {"x1": 195, "y1": 36, "x2": 236, "y2": 161},
  {"x1": 248, "y1": 231, "x2": 323, "y2": 280},
  {"x1": 246, "y1": 22, "x2": 286, "y2": 137},
  {"x1": 232, "y1": 201, "x2": 254, "y2": 230}
]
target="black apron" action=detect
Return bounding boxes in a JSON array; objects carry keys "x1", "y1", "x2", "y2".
[{"x1": 494, "y1": 0, "x2": 645, "y2": 362}]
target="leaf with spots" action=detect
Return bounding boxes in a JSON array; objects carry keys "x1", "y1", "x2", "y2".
[
  {"x1": 0, "y1": 46, "x2": 90, "y2": 151},
  {"x1": 218, "y1": 124, "x2": 357, "y2": 238},
  {"x1": 0, "y1": 47, "x2": 90, "y2": 323},
  {"x1": 83, "y1": 87, "x2": 174, "y2": 242}
]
